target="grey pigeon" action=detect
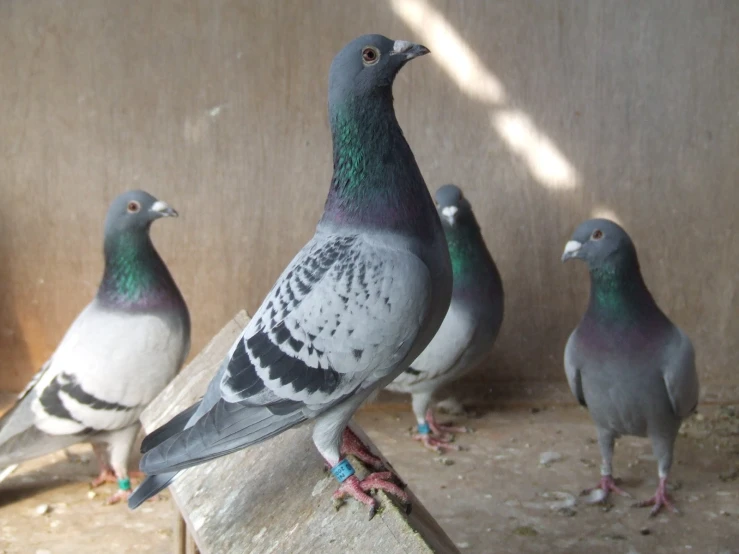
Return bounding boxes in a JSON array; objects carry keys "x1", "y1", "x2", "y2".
[
  {"x1": 129, "y1": 35, "x2": 452, "y2": 518},
  {"x1": 562, "y1": 218, "x2": 699, "y2": 516},
  {"x1": 387, "y1": 184, "x2": 503, "y2": 452},
  {"x1": 0, "y1": 190, "x2": 190, "y2": 504}
]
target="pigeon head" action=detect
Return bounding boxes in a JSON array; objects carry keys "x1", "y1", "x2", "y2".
[
  {"x1": 434, "y1": 184, "x2": 498, "y2": 295},
  {"x1": 104, "y1": 190, "x2": 178, "y2": 236},
  {"x1": 99, "y1": 190, "x2": 181, "y2": 309},
  {"x1": 561, "y1": 218, "x2": 638, "y2": 269},
  {"x1": 328, "y1": 34, "x2": 429, "y2": 111},
  {"x1": 322, "y1": 35, "x2": 437, "y2": 238},
  {"x1": 435, "y1": 184, "x2": 475, "y2": 229}
]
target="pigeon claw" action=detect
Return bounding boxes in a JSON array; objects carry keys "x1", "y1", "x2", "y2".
[
  {"x1": 635, "y1": 478, "x2": 679, "y2": 517},
  {"x1": 582, "y1": 474, "x2": 631, "y2": 503},
  {"x1": 413, "y1": 433, "x2": 461, "y2": 453},
  {"x1": 90, "y1": 468, "x2": 117, "y2": 489},
  {"x1": 426, "y1": 408, "x2": 471, "y2": 437},
  {"x1": 332, "y1": 472, "x2": 411, "y2": 519},
  {"x1": 105, "y1": 488, "x2": 132, "y2": 505}
]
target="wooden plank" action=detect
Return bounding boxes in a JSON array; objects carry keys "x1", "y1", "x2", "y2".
[
  {"x1": 140, "y1": 310, "x2": 459, "y2": 554},
  {"x1": 173, "y1": 505, "x2": 187, "y2": 554}
]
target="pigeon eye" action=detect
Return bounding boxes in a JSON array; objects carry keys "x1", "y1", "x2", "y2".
[
  {"x1": 127, "y1": 201, "x2": 141, "y2": 213},
  {"x1": 362, "y1": 47, "x2": 380, "y2": 65},
  {"x1": 591, "y1": 229, "x2": 604, "y2": 240}
]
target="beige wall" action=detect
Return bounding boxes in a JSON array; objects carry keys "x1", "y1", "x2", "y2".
[{"x1": 1, "y1": 0, "x2": 737, "y2": 402}]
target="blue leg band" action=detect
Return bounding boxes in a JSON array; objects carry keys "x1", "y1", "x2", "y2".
[
  {"x1": 118, "y1": 477, "x2": 131, "y2": 491},
  {"x1": 331, "y1": 459, "x2": 355, "y2": 483},
  {"x1": 417, "y1": 422, "x2": 431, "y2": 435}
]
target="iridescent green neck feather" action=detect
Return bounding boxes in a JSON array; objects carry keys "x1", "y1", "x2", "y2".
[
  {"x1": 443, "y1": 217, "x2": 502, "y2": 309},
  {"x1": 445, "y1": 222, "x2": 488, "y2": 284},
  {"x1": 586, "y1": 253, "x2": 663, "y2": 325},
  {"x1": 321, "y1": 95, "x2": 437, "y2": 239},
  {"x1": 98, "y1": 230, "x2": 180, "y2": 310}
]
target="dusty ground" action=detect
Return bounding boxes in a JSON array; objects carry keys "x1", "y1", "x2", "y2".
[{"x1": 0, "y1": 401, "x2": 737, "y2": 554}]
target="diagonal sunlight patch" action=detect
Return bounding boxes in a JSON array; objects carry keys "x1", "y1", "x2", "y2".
[
  {"x1": 492, "y1": 110, "x2": 577, "y2": 189},
  {"x1": 390, "y1": 0, "x2": 579, "y2": 191},
  {"x1": 391, "y1": 0, "x2": 505, "y2": 104}
]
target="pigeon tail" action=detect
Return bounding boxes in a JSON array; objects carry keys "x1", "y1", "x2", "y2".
[
  {"x1": 140, "y1": 403, "x2": 200, "y2": 454},
  {"x1": 138, "y1": 402, "x2": 307, "y2": 475},
  {"x1": 128, "y1": 471, "x2": 178, "y2": 508},
  {"x1": 0, "y1": 424, "x2": 86, "y2": 468}
]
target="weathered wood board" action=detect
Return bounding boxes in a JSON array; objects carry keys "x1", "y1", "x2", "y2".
[{"x1": 140, "y1": 310, "x2": 460, "y2": 554}]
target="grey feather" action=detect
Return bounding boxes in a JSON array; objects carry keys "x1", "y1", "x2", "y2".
[
  {"x1": 562, "y1": 218, "x2": 699, "y2": 507},
  {"x1": 0, "y1": 190, "x2": 190, "y2": 488},
  {"x1": 387, "y1": 184, "x2": 504, "y2": 428},
  {"x1": 131, "y1": 34, "x2": 452, "y2": 509}
]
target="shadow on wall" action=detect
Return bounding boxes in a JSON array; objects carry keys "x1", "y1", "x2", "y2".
[{"x1": 0, "y1": 205, "x2": 34, "y2": 394}]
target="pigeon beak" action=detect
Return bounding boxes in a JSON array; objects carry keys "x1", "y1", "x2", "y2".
[
  {"x1": 561, "y1": 240, "x2": 582, "y2": 262},
  {"x1": 441, "y1": 205, "x2": 458, "y2": 225},
  {"x1": 150, "y1": 200, "x2": 178, "y2": 218},
  {"x1": 390, "y1": 40, "x2": 430, "y2": 60}
]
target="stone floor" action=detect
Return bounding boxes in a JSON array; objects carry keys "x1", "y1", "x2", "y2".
[{"x1": 0, "y1": 400, "x2": 737, "y2": 554}]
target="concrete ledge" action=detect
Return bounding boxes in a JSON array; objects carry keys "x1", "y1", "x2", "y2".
[{"x1": 140, "y1": 310, "x2": 460, "y2": 554}]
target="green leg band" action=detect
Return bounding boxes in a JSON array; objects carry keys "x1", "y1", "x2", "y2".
[{"x1": 118, "y1": 477, "x2": 131, "y2": 491}]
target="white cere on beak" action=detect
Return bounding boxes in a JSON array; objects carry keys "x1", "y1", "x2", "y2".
[
  {"x1": 150, "y1": 200, "x2": 170, "y2": 213},
  {"x1": 150, "y1": 200, "x2": 178, "y2": 217},
  {"x1": 392, "y1": 40, "x2": 413, "y2": 54},
  {"x1": 441, "y1": 205, "x2": 458, "y2": 224},
  {"x1": 562, "y1": 240, "x2": 582, "y2": 257}
]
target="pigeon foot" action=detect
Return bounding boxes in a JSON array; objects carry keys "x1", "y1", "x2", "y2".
[
  {"x1": 635, "y1": 477, "x2": 679, "y2": 517},
  {"x1": 333, "y1": 472, "x2": 410, "y2": 520},
  {"x1": 582, "y1": 474, "x2": 631, "y2": 503},
  {"x1": 426, "y1": 408, "x2": 471, "y2": 436},
  {"x1": 412, "y1": 432, "x2": 461, "y2": 453}
]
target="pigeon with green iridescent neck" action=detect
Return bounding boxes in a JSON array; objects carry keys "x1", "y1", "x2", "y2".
[
  {"x1": 0, "y1": 190, "x2": 190, "y2": 504},
  {"x1": 129, "y1": 35, "x2": 452, "y2": 519},
  {"x1": 387, "y1": 184, "x2": 504, "y2": 452},
  {"x1": 562, "y1": 218, "x2": 699, "y2": 516}
]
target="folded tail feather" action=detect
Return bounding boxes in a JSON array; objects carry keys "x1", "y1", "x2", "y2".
[
  {"x1": 139, "y1": 400, "x2": 307, "y2": 475},
  {"x1": 140, "y1": 402, "x2": 201, "y2": 454},
  {"x1": 0, "y1": 425, "x2": 88, "y2": 468},
  {"x1": 128, "y1": 471, "x2": 179, "y2": 509}
]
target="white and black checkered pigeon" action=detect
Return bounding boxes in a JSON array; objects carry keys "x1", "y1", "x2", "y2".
[
  {"x1": 386, "y1": 184, "x2": 504, "y2": 452},
  {"x1": 128, "y1": 34, "x2": 452, "y2": 519},
  {"x1": 562, "y1": 218, "x2": 699, "y2": 516},
  {"x1": 0, "y1": 190, "x2": 190, "y2": 504}
]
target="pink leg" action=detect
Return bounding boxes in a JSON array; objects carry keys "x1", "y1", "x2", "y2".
[
  {"x1": 333, "y1": 471, "x2": 410, "y2": 519},
  {"x1": 635, "y1": 477, "x2": 679, "y2": 517},
  {"x1": 426, "y1": 409, "x2": 470, "y2": 436},
  {"x1": 90, "y1": 444, "x2": 116, "y2": 488},
  {"x1": 582, "y1": 474, "x2": 632, "y2": 502},
  {"x1": 340, "y1": 427, "x2": 385, "y2": 471}
]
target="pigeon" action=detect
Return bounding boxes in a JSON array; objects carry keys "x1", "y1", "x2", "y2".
[
  {"x1": 128, "y1": 34, "x2": 452, "y2": 518},
  {"x1": 0, "y1": 190, "x2": 191, "y2": 504},
  {"x1": 387, "y1": 184, "x2": 504, "y2": 452},
  {"x1": 561, "y1": 218, "x2": 699, "y2": 516}
]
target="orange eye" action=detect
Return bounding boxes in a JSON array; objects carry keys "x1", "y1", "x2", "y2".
[
  {"x1": 127, "y1": 201, "x2": 141, "y2": 213},
  {"x1": 591, "y1": 229, "x2": 603, "y2": 240}
]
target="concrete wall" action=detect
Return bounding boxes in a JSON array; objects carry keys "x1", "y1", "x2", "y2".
[{"x1": 1, "y1": 0, "x2": 737, "y2": 401}]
